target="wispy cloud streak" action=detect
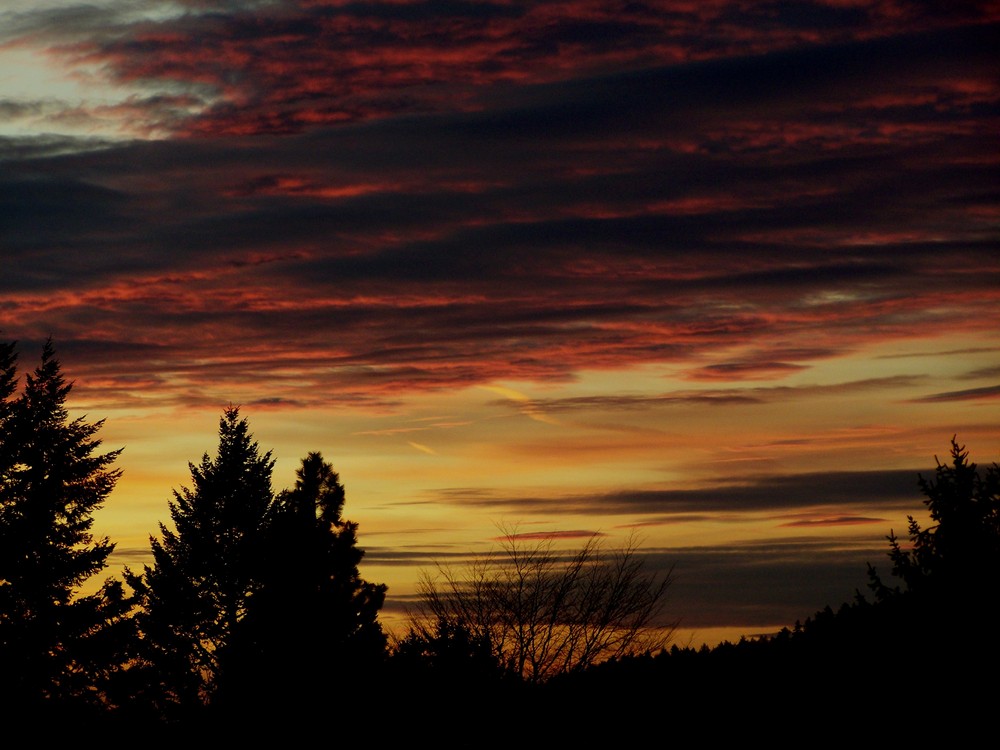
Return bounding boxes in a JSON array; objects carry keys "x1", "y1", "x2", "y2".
[{"x1": 426, "y1": 468, "x2": 925, "y2": 516}]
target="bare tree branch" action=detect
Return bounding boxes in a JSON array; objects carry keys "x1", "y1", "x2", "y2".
[{"x1": 413, "y1": 524, "x2": 676, "y2": 682}]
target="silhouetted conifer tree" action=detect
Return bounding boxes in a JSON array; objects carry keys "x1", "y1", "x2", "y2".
[
  {"x1": 218, "y1": 452, "x2": 387, "y2": 718},
  {"x1": 0, "y1": 339, "x2": 134, "y2": 718},
  {"x1": 390, "y1": 616, "x2": 503, "y2": 686},
  {"x1": 127, "y1": 406, "x2": 276, "y2": 715},
  {"x1": 130, "y1": 412, "x2": 388, "y2": 725},
  {"x1": 864, "y1": 438, "x2": 1000, "y2": 674},
  {"x1": 869, "y1": 437, "x2": 1000, "y2": 600}
]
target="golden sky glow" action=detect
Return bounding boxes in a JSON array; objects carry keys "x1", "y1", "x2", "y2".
[{"x1": 2, "y1": 0, "x2": 999, "y2": 646}]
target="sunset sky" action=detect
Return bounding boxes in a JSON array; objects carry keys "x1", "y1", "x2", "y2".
[{"x1": 1, "y1": 0, "x2": 998, "y2": 647}]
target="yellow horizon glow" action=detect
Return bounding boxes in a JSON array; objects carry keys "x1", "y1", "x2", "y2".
[{"x1": 70, "y1": 330, "x2": 1000, "y2": 648}]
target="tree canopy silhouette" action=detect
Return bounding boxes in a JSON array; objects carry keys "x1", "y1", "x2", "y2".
[
  {"x1": 863, "y1": 437, "x2": 999, "y2": 671},
  {"x1": 264, "y1": 452, "x2": 386, "y2": 658},
  {"x1": 4, "y1": 338, "x2": 995, "y2": 731},
  {"x1": 128, "y1": 408, "x2": 387, "y2": 722},
  {"x1": 0, "y1": 339, "x2": 133, "y2": 717},
  {"x1": 219, "y1": 452, "x2": 387, "y2": 716},
  {"x1": 869, "y1": 436, "x2": 1000, "y2": 601},
  {"x1": 527, "y1": 440, "x2": 1000, "y2": 741},
  {"x1": 127, "y1": 406, "x2": 277, "y2": 713}
]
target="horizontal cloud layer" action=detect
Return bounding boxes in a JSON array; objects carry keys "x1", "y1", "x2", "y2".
[{"x1": 2, "y1": 0, "x2": 998, "y2": 642}]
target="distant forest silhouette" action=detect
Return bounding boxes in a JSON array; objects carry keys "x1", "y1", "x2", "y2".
[{"x1": 1, "y1": 339, "x2": 996, "y2": 741}]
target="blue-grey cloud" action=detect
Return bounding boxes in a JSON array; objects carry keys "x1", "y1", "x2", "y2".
[
  {"x1": 365, "y1": 535, "x2": 893, "y2": 632},
  {"x1": 429, "y1": 468, "x2": 926, "y2": 515},
  {"x1": 911, "y1": 384, "x2": 1000, "y2": 402},
  {"x1": 644, "y1": 537, "x2": 888, "y2": 630}
]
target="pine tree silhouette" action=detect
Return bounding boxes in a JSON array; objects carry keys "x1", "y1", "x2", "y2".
[
  {"x1": 0, "y1": 339, "x2": 133, "y2": 719},
  {"x1": 127, "y1": 406, "x2": 275, "y2": 716}
]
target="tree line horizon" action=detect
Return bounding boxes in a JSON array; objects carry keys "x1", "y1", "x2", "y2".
[{"x1": 1, "y1": 337, "x2": 997, "y2": 735}]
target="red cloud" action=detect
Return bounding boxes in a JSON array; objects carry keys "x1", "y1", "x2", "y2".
[
  {"x1": 778, "y1": 516, "x2": 885, "y2": 527},
  {"x1": 491, "y1": 529, "x2": 608, "y2": 542},
  {"x1": 41, "y1": 1, "x2": 998, "y2": 137}
]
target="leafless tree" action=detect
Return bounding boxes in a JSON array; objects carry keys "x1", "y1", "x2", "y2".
[{"x1": 414, "y1": 527, "x2": 675, "y2": 682}]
